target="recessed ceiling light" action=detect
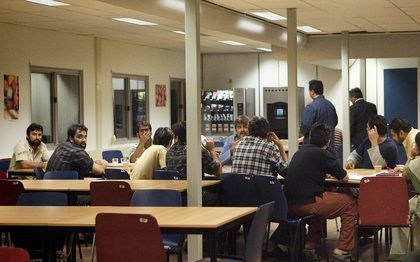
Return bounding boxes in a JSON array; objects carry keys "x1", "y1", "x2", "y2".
[
  {"x1": 112, "y1": 18, "x2": 157, "y2": 26},
  {"x1": 256, "y1": 47, "x2": 272, "y2": 52},
  {"x1": 159, "y1": 0, "x2": 185, "y2": 12},
  {"x1": 173, "y1": 30, "x2": 186, "y2": 35},
  {"x1": 25, "y1": 0, "x2": 69, "y2": 6},
  {"x1": 219, "y1": 40, "x2": 246, "y2": 46},
  {"x1": 237, "y1": 19, "x2": 264, "y2": 33},
  {"x1": 297, "y1": 26, "x2": 321, "y2": 33},
  {"x1": 251, "y1": 11, "x2": 286, "y2": 21}
]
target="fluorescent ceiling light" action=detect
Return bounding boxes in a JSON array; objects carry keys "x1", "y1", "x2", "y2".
[
  {"x1": 219, "y1": 40, "x2": 246, "y2": 46},
  {"x1": 25, "y1": 0, "x2": 69, "y2": 6},
  {"x1": 159, "y1": 0, "x2": 185, "y2": 12},
  {"x1": 256, "y1": 47, "x2": 272, "y2": 52},
  {"x1": 112, "y1": 18, "x2": 157, "y2": 26},
  {"x1": 237, "y1": 19, "x2": 264, "y2": 33},
  {"x1": 297, "y1": 26, "x2": 321, "y2": 33},
  {"x1": 173, "y1": 30, "x2": 186, "y2": 35},
  {"x1": 251, "y1": 11, "x2": 286, "y2": 21}
]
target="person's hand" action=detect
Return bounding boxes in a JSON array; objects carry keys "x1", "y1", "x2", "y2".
[
  {"x1": 367, "y1": 125, "x2": 379, "y2": 147},
  {"x1": 139, "y1": 132, "x2": 151, "y2": 145},
  {"x1": 230, "y1": 140, "x2": 238, "y2": 155},
  {"x1": 345, "y1": 160, "x2": 355, "y2": 169},
  {"x1": 410, "y1": 146, "x2": 419, "y2": 160},
  {"x1": 96, "y1": 159, "x2": 108, "y2": 167},
  {"x1": 394, "y1": 164, "x2": 405, "y2": 173},
  {"x1": 267, "y1": 132, "x2": 280, "y2": 143},
  {"x1": 298, "y1": 136, "x2": 304, "y2": 143},
  {"x1": 205, "y1": 137, "x2": 215, "y2": 151}
]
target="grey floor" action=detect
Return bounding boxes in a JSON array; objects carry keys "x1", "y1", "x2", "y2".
[{"x1": 74, "y1": 219, "x2": 393, "y2": 262}]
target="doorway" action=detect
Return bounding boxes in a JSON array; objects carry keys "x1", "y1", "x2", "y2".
[{"x1": 170, "y1": 78, "x2": 186, "y2": 126}]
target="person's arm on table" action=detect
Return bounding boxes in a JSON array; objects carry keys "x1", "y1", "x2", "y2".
[
  {"x1": 204, "y1": 138, "x2": 222, "y2": 177},
  {"x1": 92, "y1": 159, "x2": 108, "y2": 175}
]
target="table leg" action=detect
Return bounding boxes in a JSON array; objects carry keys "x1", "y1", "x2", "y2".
[{"x1": 209, "y1": 232, "x2": 218, "y2": 262}]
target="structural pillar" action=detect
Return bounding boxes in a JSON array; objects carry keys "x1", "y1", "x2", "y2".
[
  {"x1": 94, "y1": 37, "x2": 103, "y2": 152},
  {"x1": 341, "y1": 31, "x2": 350, "y2": 162}
]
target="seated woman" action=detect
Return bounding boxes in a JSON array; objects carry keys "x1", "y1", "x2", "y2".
[{"x1": 390, "y1": 132, "x2": 420, "y2": 259}]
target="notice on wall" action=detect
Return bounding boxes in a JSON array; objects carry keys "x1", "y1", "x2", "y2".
[
  {"x1": 4, "y1": 74, "x2": 19, "y2": 120},
  {"x1": 155, "y1": 84, "x2": 166, "y2": 107}
]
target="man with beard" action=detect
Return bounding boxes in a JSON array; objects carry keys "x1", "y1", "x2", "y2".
[
  {"x1": 46, "y1": 124, "x2": 107, "y2": 179},
  {"x1": 389, "y1": 118, "x2": 419, "y2": 162},
  {"x1": 9, "y1": 123, "x2": 50, "y2": 178},
  {"x1": 219, "y1": 115, "x2": 249, "y2": 165}
]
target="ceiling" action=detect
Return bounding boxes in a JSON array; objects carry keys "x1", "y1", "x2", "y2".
[{"x1": 1, "y1": 0, "x2": 420, "y2": 54}]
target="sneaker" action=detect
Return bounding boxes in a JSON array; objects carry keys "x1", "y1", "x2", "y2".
[{"x1": 332, "y1": 251, "x2": 353, "y2": 261}]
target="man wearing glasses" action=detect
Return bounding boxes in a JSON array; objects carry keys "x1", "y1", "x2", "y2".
[{"x1": 130, "y1": 121, "x2": 152, "y2": 163}]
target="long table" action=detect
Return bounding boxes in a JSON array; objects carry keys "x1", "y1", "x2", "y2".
[{"x1": 0, "y1": 206, "x2": 255, "y2": 262}]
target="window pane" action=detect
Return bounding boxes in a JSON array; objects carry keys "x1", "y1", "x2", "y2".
[
  {"x1": 57, "y1": 74, "x2": 80, "y2": 143},
  {"x1": 31, "y1": 73, "x2": 53, "y2": 143},
  {"x1": 130, "y1": 79, "x2": 147, "y2": 137},
  {"x1": 113, "y1": 78, "x2": 127, "y2": 138}
]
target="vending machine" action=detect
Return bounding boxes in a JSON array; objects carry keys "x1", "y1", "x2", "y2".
[{"x1": 201, "y1": 90, "x2": 234, "y2": 136}]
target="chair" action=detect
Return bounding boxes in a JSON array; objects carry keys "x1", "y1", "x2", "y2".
[
  {"x1": 90, "y1": 181, "x2": 133, "y2": 206},
  {"x1": 95, "y1": 213, "x2": 166, "y2": 262},
  {"x1": 355, "y1": 176, "x2": 412, "y2": 262},
  {"x1": 102, "y1": 150, "x2": 123, "y2": 163},
  {"x1": 253, "y1": 175, "x2": 328, "y2": 261},
  {"x1": 104, "y1": 169, "x2": 130, "y2": 180},
  {"x1": 33, "y1": 167, "x2": 45, "y2": 179},
  {"x1": 198, "y1": 202, "x2": 275, "y2": 262},
  {"x1": 0, "y1": 247, "x2": 30, "y2": 262},
  {"x1": 0, "y1": 180, "x2": 25, "y2": 206},
  {"x1": 153, "y1": 170, "x2": 186, "y2": 180},
  {"x1": 43, "y1": 170, "x2": 78, "y2": 180},
  {"x1": 130, "y1": 190, "x2": 184, "y2": 262},
  {"x1": 0, "y1": 158, "x2": 11, "y2": 179},
  {"x1": 13, "y1": 192, "x2": 68, "y2": 260}
]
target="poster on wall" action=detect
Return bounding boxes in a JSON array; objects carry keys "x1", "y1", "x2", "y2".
[
  {"x1": 4, "y1": 74, "x2": 19, "y2": 120},
  {"x1": 155, "y1": 84, "x2": 166, "y2": 107}
]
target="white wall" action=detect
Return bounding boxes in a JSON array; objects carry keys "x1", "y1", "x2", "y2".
[{"x1": 0, "y1": 22, "x2": 185, "y2": 158}]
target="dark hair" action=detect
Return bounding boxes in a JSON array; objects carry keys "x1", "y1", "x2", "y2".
[
  {"x1": 349, "y1": 88, "x2": 363, "y2": 99},
  {"x1": 248, "y1": 116, "x2": 270, "y2": 138},
  {"x1": 153, "y1": 127, "x2": 174, "y2": 147},
  {"x1": 367, "y1": 115, "x2": 387, "y2": 136},
  {"x1": 26, "y1": 123, "x2": 43, "y2": 136},
  {"x1": 309, "y1": 123, "x2": 330, "y2": 147},
  {"x1": 67, "y1": 124, "x2": 88, "y2": 141},
  {"x1": 389, "y1": 118, "x2": 412, "y2": 133},
  {"x1": 171, "y1": 121, "x2": 186, "y2": 143},
  {"x1": 136, "y1": 121, "x2": 152, "y2": 133},
  {"x1": 234, "y1": 115, "x2": 249, "y2": 128},
  {"x1": 415, "y1": 132, "x2": 420, "y2": 148},
  {"x1": 309, "y1": 80, "x2": 323, "y2": 95}
]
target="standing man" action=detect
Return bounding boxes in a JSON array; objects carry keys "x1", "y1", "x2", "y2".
[
  {"x1": 219, "y1": 115, "x2": 249, "y2": 165},
  {"x1": 232, "y1": 116, "x2": 288, "y2": 177},
  {"x1": 9, "y1": 123, "x2": 50, "y2": 172},
  {"x1": 130, "y1": 121, "x2": 152, "y2": 163},
  {"x1": 389, "y1": 118, "x2": 419, "y2": 162},
  {"x1": 47, "y1": 124, "x2": 107, "y2": 178},
  {"x1": 349, "y1": 87, "x2": 377, "y2": 150},
  {"x1": 300, "y1": 80, "x2": 338, "y2": 152}
]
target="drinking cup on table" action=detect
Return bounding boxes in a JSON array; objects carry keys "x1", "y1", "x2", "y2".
[
  {"x1": 112, "y1": 158, "x2": 119, "y2": 165},
  {"x1": 121, "y1": 157, "x2": 129, "y2": 167},
  {"x1": 374, "y1": 165, "x2": 382, "y2": 172},
  {"x1": 395, "y1": 164, "x2": 405, "y2": 173}
]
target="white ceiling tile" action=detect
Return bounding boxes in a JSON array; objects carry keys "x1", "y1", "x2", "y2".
[
  {"x1": 391, "y1": 0, "x2": 420, "y2": 8},
  {"x1": 401, "y1": 7, "x2": 420, "y2": 16}
]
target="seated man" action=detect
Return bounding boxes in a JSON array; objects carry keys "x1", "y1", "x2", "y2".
[
  {"x1": 346, "y1": 114, "x2": 398, "y2": 169},
  {"x1": 232, "y1": 116, "x2": 287, "y2": 176},
  {"x1": 130, "y1": 127, "x2": 174, "y2": 180},
  {"x1": 280, "y1": 123, "x2": 355, "y2": 259},
  {"x1": 389, "y1": 117, "x2": 419, "y2": 162},
  {"x1": 130, "y1": 121, "x2": 152, "y2": 163},
  {"x1": 9, "y1": 123, "x2": 50, "y2": 179},
  {"x1": 219, "y1": 115, "x2": 249, "y2": 166},
  {"x1": 46, "y1": 124, "x2": 107, "y2": 179},
  {"x1": 166, "y1": 121, "x2": 222, "y2": 178}
]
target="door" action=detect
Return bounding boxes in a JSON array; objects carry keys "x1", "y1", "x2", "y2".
[{"x1": 170, "y1": 78, "x2": 186, "y2": 126}]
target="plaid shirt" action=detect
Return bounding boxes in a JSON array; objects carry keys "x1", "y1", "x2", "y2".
[
  {"x1": 232, "y1": 136, "x2": 287, "y2": 176},
  {"x1": 166, "y1": 142, "x2": 220, "y2": 177}
]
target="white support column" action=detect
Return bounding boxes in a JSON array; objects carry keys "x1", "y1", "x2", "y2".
[
  {"x1": 94, "y1": 37, "x2": 103, "y2": 151},
  {"x1": 417, "y1": 58, "x2": 420, "y2": 126},
  {"x1": 359, "y1": 58, "x2": 366, "y2": 95},
  {"x1": 341, "y1": 31, "x2": 351, "y2": 163},
  {"x1": 287, "y1": 8, "x2": 298, "y2": 159},
  {"x1": 185, "y1": 0, "x2": 202, "y2": 261}
]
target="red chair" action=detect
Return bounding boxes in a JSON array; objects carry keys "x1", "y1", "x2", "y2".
[
  {"x1": 95, "y1": 213, "x2": 166, "y2": 262},
  {"x1": 356, "y1": 176, "x2": 413, "y2": 262},
  {"x1": 0, "y1": 180, "x2": 25, "y2": 205},
  {"x1": 90, "y1": 181, "x2": 133, "y2": 206},
  {"x1": 0, "y1": 247, "x2": 29, "y2": 262}
]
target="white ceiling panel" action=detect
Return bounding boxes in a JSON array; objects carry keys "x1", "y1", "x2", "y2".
[{"x1": 391, "y1": 0, "x2": 420, "y2": 8}]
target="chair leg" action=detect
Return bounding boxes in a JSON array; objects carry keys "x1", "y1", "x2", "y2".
[
  {"x1": 355, "y1": 224, "x2": 359, "y2": 262},
  {"x1": 264, "y1": 222, "x2": 271, "y2": 251},
  {"x1": 409, "y1": 224, "x2": 414, "y2": 251},
  {"x1": 335, "y1": 217, "x2": 339, "y2": 232},
  {"x1": 90, "y1": 233, "x2": 96, "y2": 262},
  {"x1": 318, "y1": 217, "x2": 329, "y2": 262},
  {"x1": 177, "y1": 249, "x2": 183, "y2": 262},
  {"x1": 373, "y1": 229, "x2": 379, "y2": 262}
]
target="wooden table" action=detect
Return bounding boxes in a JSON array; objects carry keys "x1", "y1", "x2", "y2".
[
  {"x1": 0, "y1": 206, "x2": 255, "y2": 262},
  {"x1": 326, "y1": 168, "x2": 378, "y2": 187},
  {"x1": 7, "y1": 168, "x2": 35, "y2": 178},
  {"x1": 19, "y1": 179, "x2": 220, "y2": 192}
]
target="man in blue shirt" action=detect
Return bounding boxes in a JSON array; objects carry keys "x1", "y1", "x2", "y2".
[
  {"x1": 219, "y1": 115, "x2": 249, "y2": 165},
  {"x1": 300, "y1": 80, "x2": 338, "y2": 152}
]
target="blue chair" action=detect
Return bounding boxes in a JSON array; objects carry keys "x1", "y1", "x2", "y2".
[
  {"x1": 43, "y1": 171, "x2": 78, "y2": 180},
  {"x1": 102, "y1": 150, "x2": 123, "y2": 163},
  {"x1": 33, "y1": 167, "x2": 45, "y2": 179},
  {"x1": 131, "y1": 190, "x2": 184, "y2": 262},
  {"x1": 0, "y1": 158, "x2": 11, "y2": 179},
  {"x1": 153, "y1": 170, "x2": 185, "y2": 180},
  {"x1": 104, "y1": 169, "x2": 130, "y2": 179},
  {"x1": 17, "y1": 192, "x2": 68, "y2": 206},
  {"x1": 253, "y1": 175, "x2": 328, "y2": 261}
]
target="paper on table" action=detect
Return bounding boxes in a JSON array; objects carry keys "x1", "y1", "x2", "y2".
[{"x1": 347, "y1": 172, "x2": 376, "y2": 181}]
